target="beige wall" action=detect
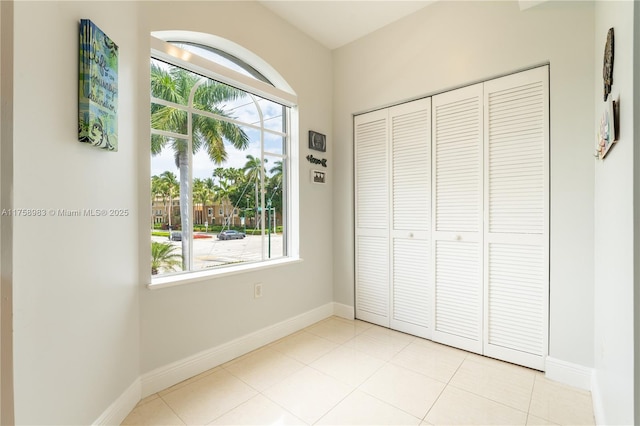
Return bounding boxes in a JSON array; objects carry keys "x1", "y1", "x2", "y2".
[
  {"x1": 332, "y1": 0, "x2": 596, "y2": 367},
  {"x1": 12, "y1": 2, "x2": 142, "y2": 424},
  {"x1": 593, "y1": 1, "x2": 636, "y2": 424}
]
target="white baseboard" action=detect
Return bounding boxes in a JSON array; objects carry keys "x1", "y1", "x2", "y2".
[
  {"x1": 93, "y1": 378, "x2": 141, "y2": 426},
  {"x1": 333, "y1": 302, "x2": 354, "y2": 319},
  {"x1": 545, "y1": 356, "x2": 593, "y2": 391},
  {"x1": 140, "y1": 302, "x2": 335, "y2": 397},
  {"x1": 591, "y1": 372, "x2": 605, "y2": 425}
]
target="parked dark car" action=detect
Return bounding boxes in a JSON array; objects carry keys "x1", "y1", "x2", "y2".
[
  {"x1": 170, "y1": 231, "x2": 182, "y2": 241},
  {"x1": 217, "y1": 230, "x2": 246, "y2": 240}
]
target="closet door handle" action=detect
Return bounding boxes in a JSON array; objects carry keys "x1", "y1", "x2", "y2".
[{"x1": 455, "y1": 234, "x2": 462, "y2": 241}]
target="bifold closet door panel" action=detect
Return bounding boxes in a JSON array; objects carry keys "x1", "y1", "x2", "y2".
[
  {"x1": 483, "y1": 66, "x2": 549, "y2": 370},
  {"x1": 431, "y1": 84, "x2": 484, "y2": 354},
  {"x1": 389, "y1": 99, "x2": 431, "y2": 339},
  {"x1": 355, "y1": 109, "x2": 390, "y2": 326}
]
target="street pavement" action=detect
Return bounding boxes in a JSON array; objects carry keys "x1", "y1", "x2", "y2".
[{"x1": 152, "y1": 232, "x2": 284, "y2": 271}]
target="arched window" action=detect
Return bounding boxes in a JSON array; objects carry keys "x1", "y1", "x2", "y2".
[{"x1": 149, "y1": 34, "x2": 297, "y2": 281}]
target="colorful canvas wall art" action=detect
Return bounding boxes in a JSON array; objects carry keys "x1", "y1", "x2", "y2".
[{"x1": 78, "y1": 19, "x2": 118, "y2": 151}]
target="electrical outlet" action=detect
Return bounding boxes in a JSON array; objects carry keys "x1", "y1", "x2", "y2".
[{"x1": 254, "y1": 283, "x2": 263, "y2": 298}]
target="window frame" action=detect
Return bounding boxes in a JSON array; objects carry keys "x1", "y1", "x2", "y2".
[{"x1": 148, "y1": 36, "x2": 300, "y2": 288}]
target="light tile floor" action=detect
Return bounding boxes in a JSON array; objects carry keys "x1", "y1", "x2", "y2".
[{"x1": 122, "y1": 316, "x2": 595, "y2": 425}]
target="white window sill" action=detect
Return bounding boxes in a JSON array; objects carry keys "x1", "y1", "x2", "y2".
[{"x1": 148, "y1": 257, "x2": 303, "y2": 290}]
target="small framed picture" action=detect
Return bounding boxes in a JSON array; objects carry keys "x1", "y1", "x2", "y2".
[
  {"x1": 312, "y1": 170, "x2": 326, "y2": 184},
  {"x1": 596, "y1": 97, "x2": 617, "y2": 159},
  {"x1": 309, "y1": 130, "x2": 326, "y2": 152}
]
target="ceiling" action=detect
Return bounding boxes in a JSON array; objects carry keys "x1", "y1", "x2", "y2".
[
  {"x1": 258, "y1": 1, "x2": 436, "y2": 50},
  {"x1": 257, "y1": 0, "x2": 549, "y2": 50}
]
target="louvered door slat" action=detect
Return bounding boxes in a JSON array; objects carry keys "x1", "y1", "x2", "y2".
[
  {"x1": 356, "y1": 235, "x2": 389, "y2": 319},
  {"x1": 484, "y1": 66, "x2": 549, "y2": 370},
  {"x1": 355, "y1": 115, "x2": 388, "y2": 230},
  {"x1": 487, "y1": 243, "x2": 544, "y2": 355},
  {"x1": 355, "y1": 109, "x2": 390, "y2": 327},
  {"x1": 431, "y1": 84, "x2": 483, "y2": 354},
  {"x1": 391, "y1": 102, "x2": 430, "y2": 231},
  {"x1": 393, "y1": 238, "x2": 429, "y2": 328},
  {"x1": 389, "y1": 98, "x2": 431, "y2": 339},
  {"x1": 434, "y1": 240, "x2": 481, "y2": 346},
  {"x1": 487, "y1": 75, "x2": 546, "y2": 235},
  {"x1": 434, "y1": 86, "x2": 482, "y2": 233}
]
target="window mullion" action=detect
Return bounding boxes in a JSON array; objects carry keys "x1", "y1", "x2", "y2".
[
  {"x1": 185, "y1": 80, "x2": 203, "y2": 272},
  {"x1": 151, "y1": 128, "x2": 189, "y2": 140},
  {"x1": 252, "y1": 94, "x2": 267, "y2": 261},
  {"x1": 151, "y1": 96, "x2": 189, "y2": 111}
]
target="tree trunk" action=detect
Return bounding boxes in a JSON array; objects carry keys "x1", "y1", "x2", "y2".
[
  {"x1": 178, "y1": 151, "x2": 191, "y2": 270},
  {"x1": 254, "y1": 181, "x2": 259, "y2": 228},
  {"x1": 167, "y1": 198, "x2": 172, "y2": 228}
]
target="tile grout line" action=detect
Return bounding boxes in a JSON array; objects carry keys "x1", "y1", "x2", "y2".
[
  {"x1": 257, "y1": 392, "x2": 310, "y2": 425},
  {"x1": 307, "y1": 321, "x2": 414, "y2": 425},
  {"x1": 244, "y1": 321, "x2": 365, "y2": 426},
  {"x1": 420, "y1": 350, "x2": 470, "y2": 423},
  {"x1": 349, "y1": 343, "x2": 449, "y2": 424},
  {"x1": 310, "y1": 385, "x2": 359, "y2": 425},
  {"x1": 443, "y1": 354, "x2": 539, "y2": 420},
  {"x1": 159, "y1": 369, "x2": 260, "y2": 426},
  {"x1": 219, "y1": 345, "x2": 311, "y2": 424},
  {"x1": 525, "y1": 371, "x2": 538, "y2": 423},
  {"x1": 157, "y1": 392, "x2": 188, "y2": 426}
]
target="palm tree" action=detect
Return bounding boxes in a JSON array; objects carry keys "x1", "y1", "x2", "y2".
[
  {"x1": 225, "y1": 167, "x2": 245, "y2": 185},
  {"x1": 269, "y1": 161, "x2": 283, "y2": 185},
  {"x1": 267, "y1": 161, "x2": 283, "y2": 225},
  {"x1": 243, "y1": 154, "x2": 267, "y2": 227},
  {"x1": 193, "y1": 178, "x2": 213, "y2": 225},
  {"x1": 203, "y1": 177, "x2": 216, "y2": 225},
  {"x1": 214, "y1": 179, "x2": 235, "y2": 228},
  {"x1": 151, "y1": 174, "x2": 166, "y2": 229},
  {"x1": 151, "y1": 241, "x2": 182, "y2": 275},
  {"x1": 158, "y1": 171, "x2": 179, "y2": 228},
  {"x1": 151, "y1": 61, "x2": 249, "y2": 269},
  {"x1": 220, "y1": 168, "x2": 251, "y2": 225},
  {"x1": 213, "y1": 167, "x2": 226, "y2": 187}
]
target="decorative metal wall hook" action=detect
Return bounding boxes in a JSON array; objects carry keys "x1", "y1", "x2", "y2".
[{"x1": 306, "y1": 154, "x2": 327, "y2": 167}]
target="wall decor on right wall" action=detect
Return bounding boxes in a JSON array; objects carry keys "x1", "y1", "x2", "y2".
[
  {"x1": 311, "y1": 170, "x2": 326, "y2": 184},
  {"x1": 603, "y1": 27, "x2": 614, "y2": 102},
  {"x1": 309, "y1": 130, "x2": 326, "y2": 152},
  {"x1": 596, "y1": 27, "x2": 618, "y2": 160},
  {"x1": 596, "y1": 97, "x2": 616, "y2": 159}
]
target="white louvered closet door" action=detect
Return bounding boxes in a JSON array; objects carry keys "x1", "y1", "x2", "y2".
[
  {"x1": 389, "y1": 99, "x2": 431, "y2": 339},
  {"x1": 355, "y1": 109, "x2": 390, "y2": 327},
  {"x1": 431, "y1": 84, "x2": 484, "y2": 354},
  {"x1": 483, "y1": 66, "x2": 549, "y2": 370}
]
